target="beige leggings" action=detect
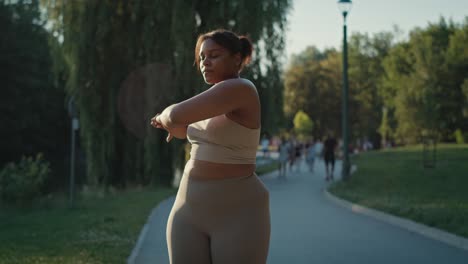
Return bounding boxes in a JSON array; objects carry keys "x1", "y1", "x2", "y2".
[{"x1": 166, "y1": 173, "x2": 270, "y2": 264}]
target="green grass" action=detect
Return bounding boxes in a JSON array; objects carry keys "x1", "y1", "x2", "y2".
[
  {"x1": 256, "y1": 158, "x2": 280, "y2": 175},
  {"x1": 0, "y1": 159, "x2": 278, "y2": 264},
  {"x1": 0, "y1": 187, "x2": 176, "y2": 264},
  {"x1": 329, "y1": 144, "x2": 468, "y2": 238}
]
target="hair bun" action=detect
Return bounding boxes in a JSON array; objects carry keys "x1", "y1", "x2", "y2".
[{"x1": 239, "y1": 36, "x2": 253, "y2": 65}]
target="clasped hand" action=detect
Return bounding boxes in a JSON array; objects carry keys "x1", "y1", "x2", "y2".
[{"x1": 150, "y1": 113, "x2": 173, "y2": 142}]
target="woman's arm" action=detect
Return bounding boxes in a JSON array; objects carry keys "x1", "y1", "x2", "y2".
[
  {"x1": 150, "y1": 113, "x2": 187, "y2": 142},
  {"x1": 156, "y1": 78, "x2": 258, "y2": 130},
  {"x1": 169, "y1": 126, "x2": 188, "y2": 139}
]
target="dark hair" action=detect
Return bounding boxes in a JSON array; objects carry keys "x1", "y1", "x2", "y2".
[{"x1": 194, "y1": 29, "x2": 253, "y2": 71}]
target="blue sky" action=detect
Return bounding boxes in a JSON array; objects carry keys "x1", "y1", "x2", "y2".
[{"x1": 285, "y1": 0, "x2": 468, "y2": 60}]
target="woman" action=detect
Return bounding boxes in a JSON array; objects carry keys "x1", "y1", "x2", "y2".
[
  {"x1": 323, "y1": 133, "x2": 337, "y2": 181},
  {"x1": 305, "y1": 140, "x2": 316, "y2": 172},
  {"x1": 151, "y1": 29, "x2": 270, "y2": 264},
  {"x1": 278, "y1": 137, "x2": 290, "y2": 179}
]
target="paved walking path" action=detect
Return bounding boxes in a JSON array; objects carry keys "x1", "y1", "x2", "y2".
[{"x1": 129, "y1": 159, "x2": 468, "y2": 263}]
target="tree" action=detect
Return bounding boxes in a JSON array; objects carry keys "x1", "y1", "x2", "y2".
[
  {"x1": 283, "y1": 46, "x2": 341, "y2": 138},
  {"x1": 42, "y1": 0, "x2": 292, "y2": 188},
  {"x1": 283, "y1": 31, "x2": 394, "y2": 146},
  {"x1": 293, "y1": 110, "x2": 313, "y2": 140},
  {"x1": 446, "y1": 17, "x2": 468, "y2": 137},
  {"x1": 382, "y1": 17, "x2": 467, "y2": 143},
  {"x1": 0, "y1": 0, "x2": 68, "y2": 189},
  {"x1": 348, "y1": 31, "x2": 394, "y2": 147}
]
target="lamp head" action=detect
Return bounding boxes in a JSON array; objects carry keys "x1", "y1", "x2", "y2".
[{"x1": 337, "y1": 0, "x2": 352, "y2": 17}]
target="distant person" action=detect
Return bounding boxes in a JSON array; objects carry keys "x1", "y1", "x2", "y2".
[
  {"x1": 295, "y1": 141, "x2": 303, "y2": 171},
  {"x1": 261, "y1": 134, "x2": 270, "y2": 158},
  {"x1": 305, "y1": 140, "x2": 316, "y2": 172},
  {"x1": 362, "y1": 138, "x2": 371, "y2": 151},
  {"x1": 278, "y1": 137, "x2": 290, "y2": 179},
  {"x1": 323, "y1": 133, "x2": 338, "y2": 181},
  {"x1": 288, "y1": 138, "x2": 297, "y2": 172},
  {"x1": 314, "y1": 139, "x2": 324, "y2": 161}
]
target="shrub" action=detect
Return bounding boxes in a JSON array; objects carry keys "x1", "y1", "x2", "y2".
[
  {"x1": 0, "y1": 153, "x2": 51, "y2": 205},
  {"x1": 454, "y1": 129, "x2": 466, "y2": 144}
]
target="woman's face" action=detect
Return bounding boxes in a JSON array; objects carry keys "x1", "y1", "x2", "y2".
[{"x1": 199, "y1": 38, "x2": 241, "y2": 84}]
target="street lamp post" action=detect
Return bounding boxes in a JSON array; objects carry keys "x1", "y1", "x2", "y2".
[
  {"x1": 338, "y1": 0, "x2": 352, "y2": 180},
  {"x1": 67, "y1": 96, "x2": 79, "y2": 208}
]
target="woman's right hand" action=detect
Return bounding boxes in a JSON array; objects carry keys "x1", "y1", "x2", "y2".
[
  {"x1": 151, "y1": 113, "x2": 174, "y2": 142},
  {"x1": 150, "y1": 113, "x2": 163, "y2": 128}
]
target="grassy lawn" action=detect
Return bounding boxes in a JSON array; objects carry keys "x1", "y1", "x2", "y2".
[
  {"x1": 329, "y1": 144, "x2": 468, "y2": 238},
  {"x1": 0, "y1": 160, "x2": 278, "y2": 264},
  {"x1": 256, "y1": 158, "x2": 280, "y2": 175},
  {"x1": 0, "y1": 187, "x2": 176, "y2": 264}
]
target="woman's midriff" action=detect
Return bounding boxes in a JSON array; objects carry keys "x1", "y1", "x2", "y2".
[{"x1": 184, "y1": 159, "x2": 256, "y2": 180}]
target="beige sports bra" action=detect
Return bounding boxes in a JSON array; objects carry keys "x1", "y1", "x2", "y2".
[{"x1": 186, "y1": 115, "x2": 260, "y2": 164}]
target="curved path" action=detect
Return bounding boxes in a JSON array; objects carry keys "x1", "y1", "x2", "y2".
[{"x1": 130, "y1": 159, "x2": 468, "y2": 263}]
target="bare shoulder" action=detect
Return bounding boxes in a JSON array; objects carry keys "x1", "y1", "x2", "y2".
[
  {"x1": 237, "y1": 77, "x2": 256, "y2": 88},
  {"x1": 166, "y1": 77, "x2": 259, "y2": 127},
  {"x1": 217, "y1": 78, "x2": 257, "y2": 93}
]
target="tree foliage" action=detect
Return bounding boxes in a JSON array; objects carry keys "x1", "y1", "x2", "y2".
[
  {"x1": 0, "y1": 0, "x2": 68, "y2": 187},
  {"x1": 283, "y1": 47, "x2": 341, "y2": 138},
  {"x1": 348, "y1": 31, "x2": 394, "y2": 147},
  {"x1": 293, "y1": 110, "x2": 313, "y2": 140},
  {"x1": 41, "y1": 0, "x2": 292, "y2": 188},
  {"x1": 283, "y1": 32, "x2": 393, "y2": 145},
  {"x1": 383, "y1": 18, "x2": 468, "y2": 143},
  {"x1": 284, "y1": 16, "x2": 468, "y2": 146}
]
